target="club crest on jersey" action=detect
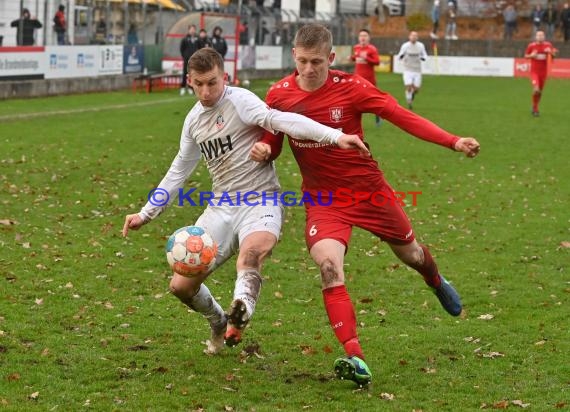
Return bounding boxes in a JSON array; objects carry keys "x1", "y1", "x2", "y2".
[
  {"x1": 215, "y1": 114, "x2": 225, "y2": 130},
  {"x1": 329, "y1": 107, "x2": 343, "y2": 123}
]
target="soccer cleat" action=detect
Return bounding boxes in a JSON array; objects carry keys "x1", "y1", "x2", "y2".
[
  {"x1": 532, "y1": 110, "x2": 540, "y2": 117},
  {"x1": 179, "y1": 88, "x2": 186, "y2": 96},
  {"x1": 407, "y1": 102, "x2": 413, "y2": 110},
  {"x1": 333, "y1": 356, "x2": 372, "y2": 387},
  {"x1": 204, "y1": 315, "x2": 227, "y2": 355},
  {"x1": 432, "y1": 275, "x2": 462, "y2": 316},
  {"x1": 224, "y1": 299, "x2": 249, "y2": 347}
]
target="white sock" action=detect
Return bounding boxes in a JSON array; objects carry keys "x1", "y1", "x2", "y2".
[
  {"x1": 405, "y1": 90, "x2": 413, "y2": 103},
  {"x1": 188, "y1": 284, "x2": 225, "y2": 327},
  {"x1": 233, "y1": 269, "x2": 263, "y2": 318}
]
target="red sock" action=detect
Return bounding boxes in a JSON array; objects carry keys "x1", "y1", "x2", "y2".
[
  {"x1": 407, "y1": 245, "x2": 442, "y2": 288},
  {"x1": 532, "y1": 92, "x2": 540, "y2": 112},
  {"x1": 322, "y1": 285, "x2": 364, "y2": 359}
]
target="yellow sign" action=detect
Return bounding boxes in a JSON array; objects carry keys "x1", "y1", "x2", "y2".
[{"x1": 374, "y1": 55, "x2": 392, "y2": 73}]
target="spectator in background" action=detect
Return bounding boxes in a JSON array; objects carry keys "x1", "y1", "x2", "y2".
[
  {"x1": 95, "y1": 18, "x2": 107, "y2": 44},
  {"x1": 531, "y1": 4, "x2": 544, "y2": 38},
  {"x1": 257, "y1": 21, "x2": 270, "y2": 45},
  {"x1": 503, "y1": 4, "x2": 517, "y2": 40},
  {"x1": 127, "y1": 24, "x2": 139, "y2": 45},
  {"x1": 197, "y1": 29, "x2": 213, "y2": 49},
  {"x1": 445, "y1": 1, "x2": 458, "y2": 40},
  {"x1": 180, "y1": 25, "x2": 199, "y2": 96},
  {"x1": 53, "y1": 5, "x2": 66, "y2": 45},
  {"x1": 431, "y1": 0, "x2": 440, "y2": 39},
  {"x1": 11, "y1": 8, "x2": 42, "y2": 46},
  {"x1": 543, "y1": 2, "x2": 558, "y2": 39},
  {"x1": 239, "y1": 21, "x2": 250, "y2": 45},
  {"x1": 211, "y1": 26, "x2": 228, "y2": 58},
  {"x1": 561, "y1": 2, "x2": 570, "y2": 42}
]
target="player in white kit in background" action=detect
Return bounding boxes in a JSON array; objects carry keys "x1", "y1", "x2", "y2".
[
  {"x1": 397, "y1": 31, "x2": 428, "y2": 110},
  {"x1": 122, "y1": 48, "x2": 368, "y2": 356}
]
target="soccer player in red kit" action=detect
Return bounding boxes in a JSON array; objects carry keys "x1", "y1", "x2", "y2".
[
  {"x1": 351, "y1": 29, "x2": 381, "y2": 125},
  {"x1": 250, "y1": 24, "x2": 480, "y2": 387},
  {"x1": 524, "y1": 30, "x2": 558, "y2": 117}
]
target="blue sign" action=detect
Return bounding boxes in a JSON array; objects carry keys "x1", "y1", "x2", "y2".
[{"x1": 123, "y1": 45, "x2": 143, "y2": 74}]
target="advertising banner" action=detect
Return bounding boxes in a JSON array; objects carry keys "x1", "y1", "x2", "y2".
[
  {"x1": 514, "y1": 57, "x2": 570, "y2": 79},
  {"x1": 99, "y1": 45, "x2": 123, "y2": 75},
  {"x1": 123, "y1": 45, "x2": 144, "y2": 74},
  {"x1": 0, "y1": 47, "x2": 46, "y2": 80},
  {"x1": 393, "y1": 56, "x2": 514, "y2": 77},
  {"x1": 45, "y1": 46, "x2": 98, "y2": 79}
]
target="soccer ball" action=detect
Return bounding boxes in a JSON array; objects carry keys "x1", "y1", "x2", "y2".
[
  {"x1": 241, "y1": 79, "x2": 250, "y2": 88},
  {"x1": 165, "y1": 226, "x2": 218, "y2": 277}
]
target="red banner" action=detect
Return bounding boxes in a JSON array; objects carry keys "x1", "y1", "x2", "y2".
[{"x1": 514, "y1": 58, "x2": 570, "y2": 78}]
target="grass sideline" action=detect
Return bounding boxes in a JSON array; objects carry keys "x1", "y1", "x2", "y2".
[{"x1": 1, "y1": 74, "x2": 569, "y2": 411}]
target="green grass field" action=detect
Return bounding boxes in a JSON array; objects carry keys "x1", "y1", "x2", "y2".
[{"x1": 1, "y1": 73, "x2": 569, "y2": 411}]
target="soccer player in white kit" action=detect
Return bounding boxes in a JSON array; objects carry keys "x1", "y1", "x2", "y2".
[
  {"x1": 397, "y1": 31, "x2": 428, "y2": 110},
  {"x1": 122, "y1": 48, "x2": 368, "y2": 355}
]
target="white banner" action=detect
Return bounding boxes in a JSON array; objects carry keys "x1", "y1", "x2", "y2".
[
  {"x1": 45, "y1": 46, "x2": 98, "y2": 79},
  {"x1": 255, "y1": 46, "x2": 282, "y2": 70},
  {"x1": 98, "y1": 45, "x2": 124, "y2": 75},
  {"x1": 393, "y1": 56, "x2": 514, "y2": 77},
  {"x1": 0, "y1": 48, "x2": 46, "y2": 79}
]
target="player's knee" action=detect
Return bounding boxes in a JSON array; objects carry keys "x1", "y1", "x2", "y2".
[
  {"x1": 238, "y1": 246, "x2": 266, "y2": 269},
  {"x1": 169, "y1": 277, "x2": 196, "y2": 299},
  {"x1": 398, "y1": 245, "x2": 424, "y2": 266},
  {"x1": 320, "y1": 258, "x2": 342, "y2": 284}
]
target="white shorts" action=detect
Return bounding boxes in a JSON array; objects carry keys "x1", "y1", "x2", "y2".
[
  {"x1": 403, "y1": 71, "x2": 422, "y2": 88},
  {"x1": 194, "y1": 204, "x2": 283, "y2": 271}
]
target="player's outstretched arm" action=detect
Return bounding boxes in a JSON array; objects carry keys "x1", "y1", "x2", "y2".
[
  {"x1": 453, "y1": 137, "x2": 480, "y2": 158},
  {"x1": 122, "y1": 213, "x2": 146, "y2": 237}
]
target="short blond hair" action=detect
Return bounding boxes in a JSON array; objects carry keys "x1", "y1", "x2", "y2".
[{"x1": 294, "y1": 24, "x2": 333, "y2": 54}]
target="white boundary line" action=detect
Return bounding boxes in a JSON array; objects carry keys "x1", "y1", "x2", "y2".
[{"x1": 0, "y1": 97, "x2": 182, "y2": 122}]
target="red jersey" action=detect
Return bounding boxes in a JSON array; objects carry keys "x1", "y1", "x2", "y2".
[
  {"x1": 263, "y1": 70, "x2": 459, "y2": 205},
  {"x1": 351, "y1": 44, "x2": 379, "y2": 85},
  {"x1": 525, "y1": 41, "x2": 556, "y2": 76}
]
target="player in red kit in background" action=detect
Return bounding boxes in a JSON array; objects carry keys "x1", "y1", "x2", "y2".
[
  {"x1": 524, "y1": 30, "x2": 558, "y2": 117},
  {"x1": 250, "y1": 24, "x2": 480, "y2": 387},
  {"x1": 351, "y1": 29, "x2": 381, "y2": 126}
]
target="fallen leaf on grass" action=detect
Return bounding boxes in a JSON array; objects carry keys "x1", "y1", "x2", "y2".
[
  {"x1": 7, "y1": 373, "x2": 20, "y2": 381},
  {"x1": 420, "y1": 367, "x2": 436, "y2": 374},
  {"x1": 0, "y1": 219, "x2": 16, "y2": 226},
  {"x1": 555, "y1": 401, "x2": 567, "y2": 408},
  {"x1": 477, "y1": 314, "x2": 494, "y2": 320},
  {"x1": 274, "y1": 291, "x2": 283, "y2": 299},
  {"x1": 222, "y1": 387, "x2": 237, "y2": 392},
  {"x1": 560, "y1": 241, "x2": 570, "y2": 248},
  {"x1": 153, "y1": 366, "x2": 168, "y2": 374},
  {"x1": 300, "y1": 345, "x2": 316, "y2": 356},
  {"x1": 323, "y1": 345, "x2": 333, "y2": 354},
  {"x1": 479, "y1": 352, "x2": 505, "y2": 359},
  {"x1": 28, "y1": 392, "x2": 39, "y2": 400},
  {"x1": 224, "y1": 406, "x2": 234, "y2": 411},
  {"x1": 534, "y1": 340, "x2": 547, "y2": 346},
  {"x1": 34, "y1": 298, "x2": 43, "y2": 306},
  {"x1": 511, "y1": 400, "x2": 530, "y2": 408},
  {"x1": 380, "y1": 393, "x2": 395, "y2": 400},
  {"x1": 0, "y1": 345, "x2": 7, "y2": 353}
]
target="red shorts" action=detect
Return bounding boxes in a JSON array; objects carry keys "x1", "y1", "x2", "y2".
[
  {"x1": 530, "y1": 72, "x2": 546, "y2": 90},
  {"x1": 304, "y1": 183, "x2": 415, "y2": 250}
]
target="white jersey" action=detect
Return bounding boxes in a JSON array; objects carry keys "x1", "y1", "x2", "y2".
[
  {"x1": 397, "y1": 41, "x2": 428, "y2": 73},
  {"x1": 140, "y1": 86, "x2": 344, "y2": 221}
]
